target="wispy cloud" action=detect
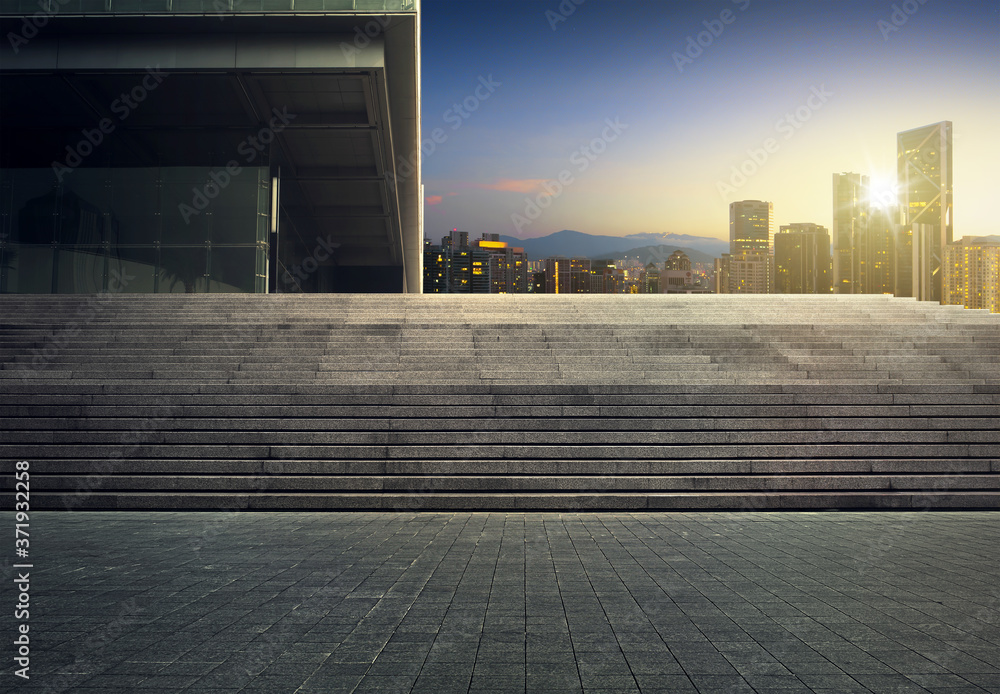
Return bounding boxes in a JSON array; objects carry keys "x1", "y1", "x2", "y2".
[
  {"x1": 471, "y1": 178, "x2": 551, "y2": 194},
  {"x1": 425, "y1": 192, "x2": 459, "y2": 207}
]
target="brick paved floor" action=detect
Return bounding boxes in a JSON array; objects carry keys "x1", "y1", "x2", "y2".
[{"x1": 2, "y1": 512, "x2": 999, "y2": 693}]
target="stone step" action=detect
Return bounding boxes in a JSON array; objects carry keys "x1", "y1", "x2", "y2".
[{"x1": 2, "y1": 293, "x2": 998, "y2": 510}]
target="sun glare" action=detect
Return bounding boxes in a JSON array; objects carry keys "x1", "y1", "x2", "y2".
[{"x1": 867, "y1": 175, "x2": 899, "y2": 209}]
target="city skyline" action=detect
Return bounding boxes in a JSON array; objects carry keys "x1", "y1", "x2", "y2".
[{"x1": 421, "y1": 0, "x2": 999, "y2": 242}]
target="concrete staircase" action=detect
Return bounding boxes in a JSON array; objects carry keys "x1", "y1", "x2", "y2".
[{"x1": 1, "y1": 294, "x2": 998, "y2": 510}]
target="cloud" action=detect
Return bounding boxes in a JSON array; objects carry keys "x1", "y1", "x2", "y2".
[
  {"x1": 425, "y1": 192, "x2": 459, "y2": 206},
  {"x1": 472, "y1": 178, "x2": 550, "y2": 194}
]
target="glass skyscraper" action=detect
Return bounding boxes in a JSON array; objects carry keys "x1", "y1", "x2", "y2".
[{"x1": 897, "y1": 121, "x2": 953, "y2": 301}]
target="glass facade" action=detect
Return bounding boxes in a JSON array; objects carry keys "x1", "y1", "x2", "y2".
[
  {"x1": 0, "y1": 167, "x2": 270, "y2": 293},
  {"x1": 0, "y1": 0, "x2": 414, "y2": 13}
]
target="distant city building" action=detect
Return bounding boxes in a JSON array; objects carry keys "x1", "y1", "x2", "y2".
[
  {"x1": 774, "y1": 223, "x2": 832, "y2": 294},
  {"x1": 714, "y1": 255, "x2": 731, "y2": 294},
  {"x1": 898, "y1": 121, "x2": 953, "y2": 301},
  {"x1": 641, "y1": 263, "x2": 660, "y2": 294},
  {"x1": 664, "y1": 250, "x2": 691, "y2": 271},
  {"x1": 866, "y1": 206, "x2": 898, "y2": 294},
  {"x1": 832, "y1": 173, "x2": 869, "y2": 294},
  {"x1": 424, "y1": 231, "x2": 490, "y2": 293},
  {"x1": 943, "y1": 237, "x2": 999, "y2": 313},
  {"x1": 569, "y1": 258, "x2": 592, "y2": 293},
  {"x1": 589, "y1": 259, "x2": 623, "y2": 294},
  {"x1": 728, "y1": 253, "x2": 773, "y2": 294},
  {"x1": 730, "y1": 200, "x2": 774, "y2": 256},
  {"x1": 473, "y1": 234, "x2": 528, "y2": 294},
  {"x1": 726, "y1": 201, "x2": 774, "y2": 294},
  {"x1": 544, "y1": 257, "x2": 572, "y2": 294}
]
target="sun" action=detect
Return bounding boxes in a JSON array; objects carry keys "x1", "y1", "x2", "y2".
[{"x1": 867, "y1": 174, "x2": 898, "y2": 209}]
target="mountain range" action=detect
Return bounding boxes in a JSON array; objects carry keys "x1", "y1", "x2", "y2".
[{"x1": 497, "y1": 230, "x2": 728, "y2": 262}]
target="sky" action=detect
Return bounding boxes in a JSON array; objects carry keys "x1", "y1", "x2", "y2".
[{"x1": 419, "y1": 0, "x2": 1000, "y2": 244}]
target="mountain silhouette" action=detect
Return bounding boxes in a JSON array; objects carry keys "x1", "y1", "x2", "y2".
[{"x1": 497, "y1": 230, "x2": 727, "y2": 260}]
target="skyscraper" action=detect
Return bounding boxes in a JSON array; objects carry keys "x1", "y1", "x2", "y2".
[
  {"x1": 897, "y1": 121, "x2": 953, "y2": 301},
  {"x1": 728, "y1": 200, "x2": 773, "y2": 293},
  {"x1": 832, "y1": 173, "x2": 869, "y2": 294},
  {"x1": 774, "y1": 223, "x2": 832, "y2": 294},
  {"x1": 730, "y1": 200, "x2": 774, "y2": 256}
]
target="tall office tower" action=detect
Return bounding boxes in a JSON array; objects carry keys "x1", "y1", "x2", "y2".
[
  {"x1": 544, "y1": 257, "x2": 572, "y2": 294},
  {"x1": 774, "y1": 223, "x2": 832, "y2": 294},
  {"x1": 897, "y1": 121, "x2": 953, "y2": 301},
  {"x1": 423, "y1": 239, "x2": 448, "y2": 293},
  {"x1": 729, "y1": 200, "x2": 774, "y2": 256},
  {"x1": 473, "y1": 235, "x2": 528, "y2": 294},
  {"x1": 943, "y1": 237, "x2": 1000, "y2": 313},
  {"x1": 0, "y1": 1, "x2": 421, "y2": 294},
  {"x1": 728, "y1": 200, "x2": 773, "y2": 293},
  {"x1": 866, "y1": 206, "x2": 897, "y2": 294},
  {"x1": 831, "y1": 173, "x2": 869, "y2": 293},
  {"x1": 428, "y1": 231, "x2": 491, "y2": 293}
]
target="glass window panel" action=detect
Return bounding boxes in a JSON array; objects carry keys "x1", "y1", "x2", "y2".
[
  {"x1": 61, "y1": 170, "x2": 112, "y2": 244},
  {"x1": 54, "y1": 246, "x2": 108, "y2": 293},
  {"x1": 208, "y1": 246, "x2": 255, "y2": 293},
  {"x1": 110, "y1": 168, "x2": 160, "y2": 245},
  {"x1": 158, "y1": 246, "x2": 207, "y2": 293},
  {"x1": 6, "y1": 246, "x2": 54, "y2": 293},
  {"x1": 161, "y1": 167, "x2": 212, "y2": 245},
  {"x1": 211, "y1": 172, "x2": 260, "y2": 245},
  {"x1": 8, "y1": 169, "x2": 59, "y2": 244},
  {"x1": 111, "y1": 247, "x2": 157, "y2": 293}
]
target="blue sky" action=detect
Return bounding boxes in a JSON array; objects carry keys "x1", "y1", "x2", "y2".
[{"x1": 419, "y1": 0, "x2": 999, "y2": 243}]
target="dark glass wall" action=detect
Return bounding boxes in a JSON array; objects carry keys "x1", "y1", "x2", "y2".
[{"x1": 0, "y1": 167, "x2": 269, "y2": 293}]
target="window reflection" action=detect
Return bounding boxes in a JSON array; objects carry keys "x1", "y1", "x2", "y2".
[{"x1": 0, "y1": 166, "x2": 268, "y2": 294}]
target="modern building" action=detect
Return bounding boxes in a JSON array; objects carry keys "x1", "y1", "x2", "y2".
[
  {"x1": 774, "y1": 223, "x2": 832, "y2": 294},
  {"x1": 641, "y1": 262, "x2": 660, "y2": 294},
  {"x1": 897, "y1": 121, "x2": 953, "y2": 301},
  {"x1": 730, "y1": 200, "x2": 774, "y2": 256},
  {"x1": 866, "y1": 205, "x2": 898, "y2": 294},
  {"x1": 472, "y1": 235, "x2": 528, "y2": 294},
  {"x1": 424, "y1": 231, "x2": 494, "y2": 293},
  {"x1": 0, "y1": 0, "x2": 421, "y2": 294},
  {"x1": 831, "y1": 173, "x2": 869, "y2": 294},
  {"x1": 544, "y1": 257, "x2": 572, "y2": 294},
  {"x1": 728, "y1": 253, "x2": 772, "y2": 294},
  {"x1": 943, "y1": 237, "x2": 1000, "y2": 313},
  {"x1": 589, "y1": 259, "x2": 621, "y2": 294},
  {"x1": 726, "y1": 200, "x2": 773, "y2": 294}
]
